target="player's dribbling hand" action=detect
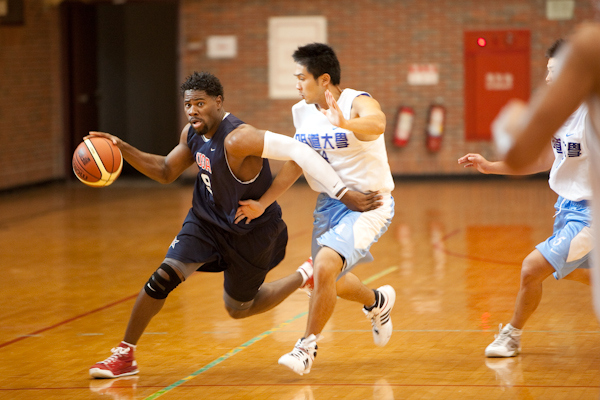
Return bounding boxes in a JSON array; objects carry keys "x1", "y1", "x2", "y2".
[
  {"x1": 86, "y1": 131, "x2": 123, "y2": 147},
  {"x1": 235, "y1": 199, "x2": 265, "y2": 224},
  {"x1": 341, "y1": 190, "x2": 382, "y2": 212}
]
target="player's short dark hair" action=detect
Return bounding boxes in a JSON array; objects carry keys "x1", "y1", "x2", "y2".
[
  {"x1": 180, "y1": 71, "x2": 224, "y2": 100},
  {"x1": 546, "y1": 39, "x2": 565, "y2": 58},
  {"x1": 293, "y1": 43, "x2": 341, "y2": 85}
]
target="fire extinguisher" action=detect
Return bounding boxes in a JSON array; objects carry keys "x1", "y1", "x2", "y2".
[
  {"x1": 426, "y1": 104, "x2": 446, "y2": 152},
  {"x1": 393, "y1": 106, "x2": 414, "y2": 147}
]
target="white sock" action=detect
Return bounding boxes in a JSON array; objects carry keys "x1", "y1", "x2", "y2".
[{"x1": 505, "y1": 324, "x2": 522, "y2": 335}]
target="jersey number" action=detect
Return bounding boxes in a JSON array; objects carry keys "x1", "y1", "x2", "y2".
[{"x1": 201, "y1": 173, "x2": 213, "y2": 195}]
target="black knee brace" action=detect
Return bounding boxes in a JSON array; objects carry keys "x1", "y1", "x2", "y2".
[{"x1": 144, "y1": 263, "x2": 182, "y2": 299}]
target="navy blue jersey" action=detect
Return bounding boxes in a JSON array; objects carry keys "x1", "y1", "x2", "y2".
[{"x1": 186, "y1": 113, "x2": 280, "y2": 234}]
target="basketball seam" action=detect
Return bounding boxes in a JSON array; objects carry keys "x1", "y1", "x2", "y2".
[
  {"x1": 84, "y1": 138, "x2": 112, "y2": 184},
  {"x1": 73, "y1": 150, "x2": 101, "y2": 180}
]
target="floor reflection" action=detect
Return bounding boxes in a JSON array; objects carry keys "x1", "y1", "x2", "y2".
[
  {"x1": 89, "y1": 376, "x2": 138, "y2": 400},
  {"x1": 485, "y1": 357, "x2": 522, "y2": 389}
]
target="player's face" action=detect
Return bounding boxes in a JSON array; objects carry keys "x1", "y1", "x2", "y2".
[
  {"x1": 546, "y1": 57, "x2": 556, "y2": 85},
  {"x1": 183, "y1": 90, "x2": 222, "y2": 136},
  {"x1": 294, "y1": 64, "x2": 322, "y2": 104}
]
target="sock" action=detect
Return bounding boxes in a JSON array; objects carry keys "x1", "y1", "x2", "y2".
[
  {"x1": 505, "y1": 324, "x2": 523, "y2": 335},
  {"x1": 364, "y1": 289, "x2": 380, "y2": 311},
  {"x1": 121, "y1": 341, "x2": 137, "y2": 349}
]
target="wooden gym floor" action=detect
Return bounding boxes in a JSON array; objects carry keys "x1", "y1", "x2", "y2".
[{"x1": 0, "y1": 177, "x2": 598, "y2": 400}]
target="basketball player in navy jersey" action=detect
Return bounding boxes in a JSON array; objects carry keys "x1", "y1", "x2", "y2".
[{"x1": 88, "y1": 71, "x2": 379, "y2": 379}]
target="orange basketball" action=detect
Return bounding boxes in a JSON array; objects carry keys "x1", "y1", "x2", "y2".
[{"x1": 72, "y1": 137, "x2": 123, "y2": 187}]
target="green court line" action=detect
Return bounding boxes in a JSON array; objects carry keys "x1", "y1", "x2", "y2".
[
  {"x1": 144, "y1": 312, "x2": 306, "y2": 400},
  {"x1": 143, "y1": 265, "x2": 398, "y2": 400},
  {"x1": 361, "y1": 266, "x2": 398, "y2": 285}
]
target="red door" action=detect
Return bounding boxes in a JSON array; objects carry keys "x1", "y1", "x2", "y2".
[{"x1": 464, "y1": 30, "x2": 530, "y2": 140}]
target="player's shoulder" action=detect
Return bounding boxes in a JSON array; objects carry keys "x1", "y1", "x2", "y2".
[
  {"x1": 292, "y1": 99, "x2": 308, "y2": 111},
  {"x1": 181, "y1": 123, "x2": 194, "y2": 143},
  {"x1": 343, "y1": 88, "x2": 375, "y2": 106},
  {"x1": 342, "y1": 88, "x2": 370, "y2": 98},
  {"x1": 223, "y1": 113, "x2": 245, "y2": 131}
]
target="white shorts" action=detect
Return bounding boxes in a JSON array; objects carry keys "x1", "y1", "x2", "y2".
[{"x1": 311, "y1": 192, "x2": 394, "y2": 275}]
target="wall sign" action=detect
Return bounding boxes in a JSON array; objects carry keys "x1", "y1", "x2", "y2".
[{"x1": 407, "y1": 64, "x2": 439, "y2": 86}]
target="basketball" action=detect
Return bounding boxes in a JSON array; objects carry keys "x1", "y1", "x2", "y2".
[{"x1": 72, "y1": 137, "x2": 123, "y2": 187}]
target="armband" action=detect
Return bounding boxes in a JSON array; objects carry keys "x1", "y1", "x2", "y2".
[{"x1": 335, "y1": 187, "x2": 349, "y2": 200}]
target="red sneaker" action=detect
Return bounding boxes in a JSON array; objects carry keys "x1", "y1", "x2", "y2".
[
  {"x1": 298, "y1": 258, "x2": 314, "y2": 297},
  {"x1": 90, "y1": 342, "x2": 139, "y2": 379}
]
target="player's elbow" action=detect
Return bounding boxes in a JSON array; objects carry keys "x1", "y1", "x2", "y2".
[{"x1": 375, "y1": 120, "x2": 386, "y2": 134}]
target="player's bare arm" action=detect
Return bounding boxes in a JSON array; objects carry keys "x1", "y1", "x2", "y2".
[
  {"x1": 228, "y1": 125, "x2": 382, "y2": 223},
  {"x1": 235, "y1": 160, "x2": 303, "y2": 224},
  {"x1": 235, "y1": 157, "x2": 383, "y2": 224},
  {"x1": 459, "y1": 146, "x2": 553, "y2": 175},
  {"x1": 321, "y1": 90, "x2": 386, "y2": 140},
  {"x1": 86, "y1": 126, "x2": 194, "y2": 184}
]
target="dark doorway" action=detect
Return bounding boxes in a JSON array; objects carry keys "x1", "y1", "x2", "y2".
[{"x1": 61, "y1": 1, "x2": 179, "y2": 178}]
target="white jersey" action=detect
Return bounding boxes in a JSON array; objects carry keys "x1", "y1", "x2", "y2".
[
  {"x1": 548, "y1": 103, "x2": 592, "y2": 201},
  {"x1": 292, "y1": 89, "x2": 395, "y2": 195}
]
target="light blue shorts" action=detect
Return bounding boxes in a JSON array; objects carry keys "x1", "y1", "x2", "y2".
[
  {"x1": 535, "y1": 196, "x2": 593, "y2": 280},
  {"x1": 311, "y1": 192, "x2": 394, "y2": 275}
]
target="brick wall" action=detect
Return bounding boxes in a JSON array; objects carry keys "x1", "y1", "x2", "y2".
[
  {"x1": 179, "y1": 0, "x2": 596, "y2": 176},
  {"x1": 0, "y1": 1, "x2": 63, "y2": 190},
  {"x1": 0, "y1": 0, "x2": 596, "y2": 190}
]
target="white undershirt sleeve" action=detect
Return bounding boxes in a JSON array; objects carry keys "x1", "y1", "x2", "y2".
[{"x1": 262, "y1": 130, "x2": 346, "y2": 198}]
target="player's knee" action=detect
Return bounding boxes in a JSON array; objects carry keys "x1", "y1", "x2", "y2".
[
  {"x1": 223, "y1": 291, "x2": 254, "y2": 319},
  {"x1": 520, "y1": 254, "x2": 551, "y2": 285},
  {"x1": 144, "y1": 263, "x2": 183, "y2": 299},
  {"x1": 314, "y1": 253, "x2": 343, "y2": 282}
]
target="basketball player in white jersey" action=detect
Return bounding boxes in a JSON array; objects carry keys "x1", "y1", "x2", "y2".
[
  {"x1": 493, "y1": 22, "x2": 600, "y2": 332},
  {"x1": 234, "y1": 43, "x2": 396, "y2": 375},
  {"x1": 459, "y1": 38, "x2": 593, "y2": 358}
]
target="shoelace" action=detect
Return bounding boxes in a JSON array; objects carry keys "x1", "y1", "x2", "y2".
[
  {"x1": 365, "y1": 307, "x2": 381, "y2": 323},
  {"x1": 289, "y1": 346, "x2": 310, "y2": 360},
  {"x1": 104, "y1": 346, "x2": 131, "y2": 363}
]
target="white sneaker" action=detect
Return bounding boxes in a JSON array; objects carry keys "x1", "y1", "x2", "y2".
[
  {"x1": 485, "y1": 324, "x2": 522, "y2": 357},
  {"x1": 278, "y1": 334, "x2": 319, "y2": 375},
  {"x1": 363, "y1": 285, "x2": 396, "y2": 347}
]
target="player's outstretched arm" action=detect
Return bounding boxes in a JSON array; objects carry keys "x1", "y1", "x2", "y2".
[
  {"x1": 457, "y1": 150, "x2": 553, "y2": 175},
  {"x1": 234, "y1": 159, "x2": 382, "y2": 224},
  {"x1": 227, "y1": 124, "x2": 349, "y2": 199},
  {"x1": 86, "y1": 126, "x2": 194, "y2": 184}
]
